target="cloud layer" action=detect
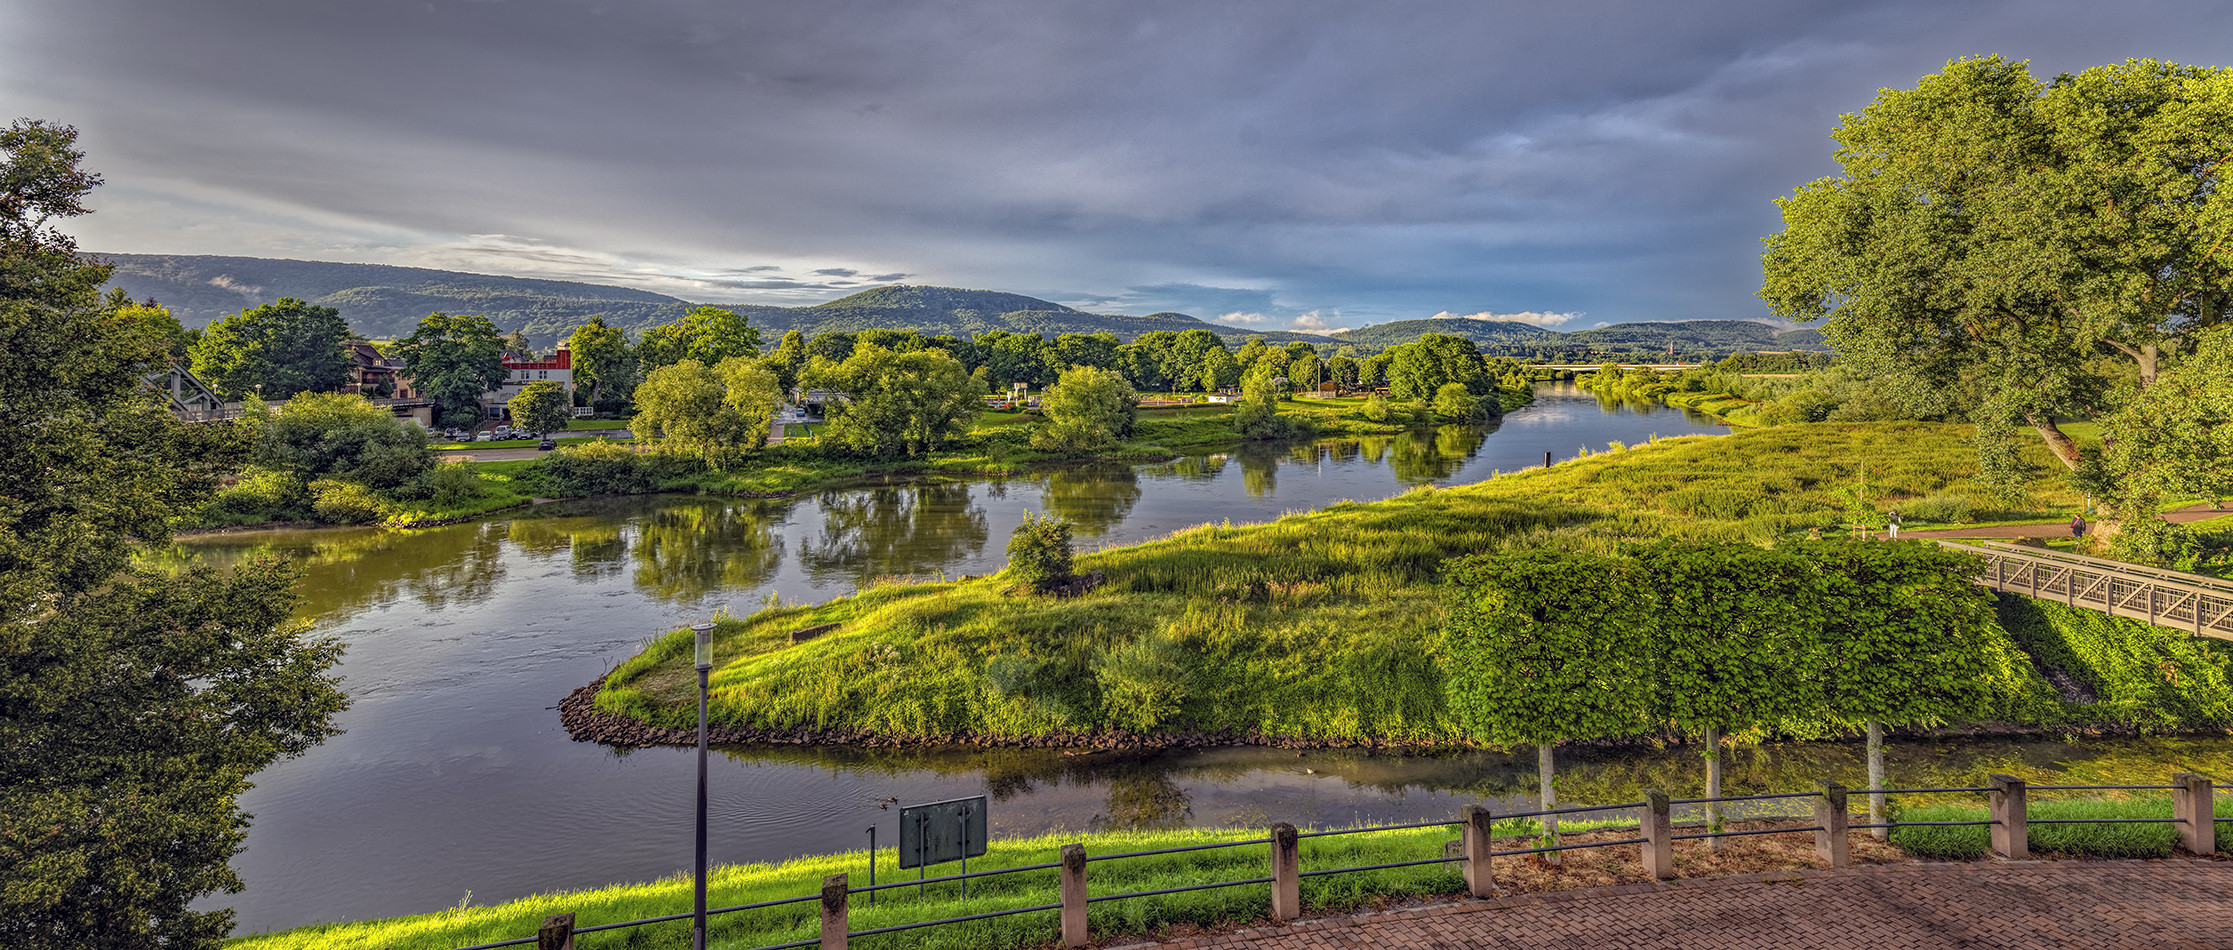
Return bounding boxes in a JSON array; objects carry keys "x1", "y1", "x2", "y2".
[{"x1": 6, "y1": 0, "x2": 2229, "y2": 333}]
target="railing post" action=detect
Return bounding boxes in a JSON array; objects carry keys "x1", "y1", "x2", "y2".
[
  {"x1": 820, "y1": 872, "x2": 848, "y2": 950},
  {"x1": 1461, "y1": 805, "x2": 1495, "y2": 898},
  {"x1": 1988, "y1": 774, "x2": 2028, "y2": 860},
  {"x1": 537, "y1": 913, "x2": 575, "y2": 950},
  {"x1": 1640, "y1": 790, "x2": 1674, "y2": 880},
  {"x1": 1059, "y1": 844, "x2": 1089, "y2": 948},
  {"x1": 1813, "y1": 781, "x2": 1849, "y2": 869},
  {"x1": 1269, "y1": 822, "x2": 1301, "y2": 922},
  {"x1": 2173, "y1": 773, "x2": 2216, "y2": 855}
]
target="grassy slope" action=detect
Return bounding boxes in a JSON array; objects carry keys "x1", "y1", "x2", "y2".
[{"x1": 597, "y1": 422, "x2": 2119, "y2": 742}]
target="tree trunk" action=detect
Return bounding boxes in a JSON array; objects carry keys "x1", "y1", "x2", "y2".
[
  {"x1": 2026, "y1": 414, "x2": 2084, "y2": 470},
  {"x1": 1703, "y1": 727, "x2": 1725, "y2": 851},
  {"x1": 1867, "y1": 721, "x2": 1888, "y2": 841},
  {"x1": 1538, "y1": 743, "x2": 1560, "y2": 865}
]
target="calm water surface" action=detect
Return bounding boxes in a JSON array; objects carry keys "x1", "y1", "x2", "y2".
[{"x1": 182, "y1": 385, "x2": 2194, "y2": 934}]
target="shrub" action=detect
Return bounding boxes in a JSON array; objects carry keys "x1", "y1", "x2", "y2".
[
  {"x1": 1005, "y1": 512, "x2": 1074, "y2": 592},
  {"x1": 1432, "y1": 383, "x2": 1481, "y2": 422},
  {"x1": 1032, "y1": 365, "x2": 1140, "y2": 452},
  {"x1": 309, "y1": 478, "x2": 390, "y2": 525},
  {"x1": 427, "y1": 462, "x2": 484, "y2": 505},
  {"x1": 1363, "y1": 393, "x2": 1393, "y2": 423},
  {"x1": 540, "y1": 441, "x2": 660, "y2": 496},
  {"x1": 1901, "y1": 493, "x2": 1975, "y2": 524},
  {"x1": 211, "y1": 469, "x2": 307, "y2": 518}
]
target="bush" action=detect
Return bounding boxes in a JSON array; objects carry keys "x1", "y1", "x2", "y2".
[
  {"x1": 540, "y1": 441, "x2": 660, "y2": 496},
  {"x1": 1005, "y1": 512, "x2": 1074, "y2": 592},
  {"x1": 427, "y1": 462, "x2": 484, "y2": 505},
  {"x1": 308, "y1": 478, "x2": 390, "y2": 525},
  {"x1": 1363, "y1": 393, "x2": 1393, "y2": 424},
  {"x1": 255, "y1": 391, "x2": 434, "y2": 489},
  {"x1": 1032, "y1": 365, "x2": 1139, "y2": 452},
  {"x1": 1432, "y1": 383, "x2": 1481, "y2": 422},
  {"x1": 1899, "y1": 493, "x2": 1975, "y2": 524},
  {"x1": 210, "y1": 469, "x2": 307, "y2": 518}
]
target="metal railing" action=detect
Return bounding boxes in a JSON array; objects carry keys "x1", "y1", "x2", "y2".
[
  {"x1": 1943, "y1": 540, "x2": 2233, "y2": 638},
  {"x1": 469, "y1": 771, "x2": 2225, "y2": 950}
]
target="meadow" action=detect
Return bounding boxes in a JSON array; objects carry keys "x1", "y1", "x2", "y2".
[{"x1": 592, "y1": 421, "x2": 2233, "y2": 746}]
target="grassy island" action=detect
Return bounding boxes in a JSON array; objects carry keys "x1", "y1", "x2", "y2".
[{"x1": 594, "y1": 421, "x2": 2233, "y2": 746}]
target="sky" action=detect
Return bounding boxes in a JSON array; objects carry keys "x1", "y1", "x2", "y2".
[{"x1": 5, "y1": 1, "x2": 2230, "y2": 333}]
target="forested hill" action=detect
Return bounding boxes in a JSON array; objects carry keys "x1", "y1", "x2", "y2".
[
  {"x1": 95, "y1": 253, "x2": 696, "y2": 341},
  {"x1": 95, "y1": 253, "x2": 1827, "y2": 353},
  {"x1": 1329, "y1": 317, "x2": 1556, "y2": 348}
]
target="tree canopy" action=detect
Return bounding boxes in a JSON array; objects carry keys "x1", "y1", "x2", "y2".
[
  {"x1": 2, "y1": 118, "x2": 347, "y2": 949},
  {"x1": 1032, "y1": 364, "x2": 1139, "y2": 451},
  {"x1": 812, "y1": 345, "x2": 984, "y2": 458},
  {"x1": 566, "y1": 315, "x2": 636, "y2": 408},
  {"x1": 187, "y1": 297, "x2": 353, "y2": 400},
  {"x1": 1761, "y1": 56, "x2": 2233, "y2": 485},
  {"x1": 394, "y1": 311, "x2": 508, "y2": 428},
  {"x1": 507, "y1": 380, "x2": 572, "y2": 435},
  {"x1": 253, "y1": 391, "x2": 432, "y2": 490}
]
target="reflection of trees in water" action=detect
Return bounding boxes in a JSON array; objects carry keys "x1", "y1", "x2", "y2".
[
  {"x1": 502, "y1": 503, "x2": 646, "y2": 582},
  {"x1": 1040, "y1": 464, "x2": 1141, "y2": 535},
  {"x1": 1385, "y1": 425, "x2": 1486, "y2": 484},
  {"x1": 1233, "y1": 442, "x2": 1281, "y2": 498},
  {"x1": 798, "y1": 484, "x2": 989, "y2": 584},
  {"x1": 175, "y1": 522, "x2": 509, "y2": 623},
  {"x1": 631, "y1": 499, "x2": 785, "y2": 604},
  {"x1": 1152, "y1": 454, "x2": 1227, "y2": 480},
  {"x1": 568, "y1": 525, "x2": 627, "y2": 582}
]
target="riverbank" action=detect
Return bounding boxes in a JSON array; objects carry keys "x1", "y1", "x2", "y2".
[{"x1": 581, "y1": 421, "x2": 2233, "y2": 750}]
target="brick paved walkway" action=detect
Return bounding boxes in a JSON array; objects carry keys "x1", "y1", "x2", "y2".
[{"x1": 1131, "y1": 860, "x2": 2233, "y2": 949}]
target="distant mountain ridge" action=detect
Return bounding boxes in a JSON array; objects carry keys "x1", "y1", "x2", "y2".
[{"x1": 96, "y1": 253, "x2": 1828, "y2": 354}]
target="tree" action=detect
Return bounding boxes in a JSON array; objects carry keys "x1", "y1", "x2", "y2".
[
  {"x1": 1327, "y1": 354, "x2": 1359, "y2": 391},
  {"x1": 2090, "y1": 326, "x2": 2233, "y2": 562},
  {"x1": 813, "y1": 346, "x2": 984, "y2": 458},
  {"x1": 1198, "y1": 347, "x2": 1240, "y2": 392},
  {"x1": 1386, "y1": 333, "x2": 1488, "y2": 402},
  {"x1": 566, "y1": 316, "x2": 635, "y2": 408},
  {"x1": 1164, "y1": 329, "x2": 1226, "y2": 393},
  {"x1": 508, "y1": 380, "x2": 572, "y2": 435},
  {"x1": 253, "y1": 392, "x2": 433, "y2": 490},
  {"x1": 678, "y1": 306, "x2": 761, "y2": 364},
  {"x1": 631, "y1": 357, "x2": 780, "y2": 465},
  {"x1": 188, "y1": 297, "x2": 353, "y2": 400},
  {"x1": 1047, "y1": 332, "x2": 1119, "y2": 374},
  {"x1": 1231, "y1": 360, "x2": 1296, "y2": 439},
  {"x1": 1762, "y1": 56, "x2": 2233, "y2": 481},
  {"x1": 2, "y1": 118, "x2": 346, "y2": 949},
  {"x1": 1032, "y1": 365, "x2": 1139, "y2": 452},
  {"x1": 394, "y1": 311, "x2": 508, "y2": 429},
  {"x1": 1432, "y1": 382, "x2": 1482, "y2": 422}
]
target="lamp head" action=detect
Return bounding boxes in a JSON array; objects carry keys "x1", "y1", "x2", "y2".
[{"x1": 692, "y1": 622, "x2": 716, "y2": 671}]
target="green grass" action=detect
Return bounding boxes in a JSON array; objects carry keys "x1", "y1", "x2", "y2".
[
  {"x1": 597, "y1": 422, "x2": 2120, "y2": 744},
  {"x1": 228, "y1": 820, "x2": 1588, "y2": 950},
  {"x1": 1888, "y1": 795, "x2": 2233, "y2": 859}
]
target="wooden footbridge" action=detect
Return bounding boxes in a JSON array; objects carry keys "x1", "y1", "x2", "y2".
[{"x1": 1939, "y1": 540, "x2": 2233, "y2": 639}]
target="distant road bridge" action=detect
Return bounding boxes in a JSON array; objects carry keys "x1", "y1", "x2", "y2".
[
  {"x1": 1542, "y1": 363, "x2": 1702, "y2": 372},
  {"x1": 1939, "y1": 540, "x2": 2233, "y2": 639}
]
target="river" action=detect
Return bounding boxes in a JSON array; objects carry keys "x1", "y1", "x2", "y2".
[{"x1": 175, "y1": 384, "x2": 2211, "y2": 934}]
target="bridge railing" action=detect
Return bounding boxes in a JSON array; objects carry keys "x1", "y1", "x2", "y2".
[
  {"x1": 1937, "y1": 540, "x2": 2233, "y2": 639},
  {"x1": 446, "y1": 773, "x2": 2226, "y2": 950}
]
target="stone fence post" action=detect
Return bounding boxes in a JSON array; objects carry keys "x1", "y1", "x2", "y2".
[
  {"x1": 1270, "y1": 822, "x2": 1301, "y2": 922},
  {"x1": 1813, "y1": 780, "x2": 1849, "y2": 869},
  {"x1": 1988, "y1": 774, "x2": 2027, "y2": 860},
  {"x1": 1461, "y1": 805, "x2": 1494, "y2": 898},
  {"x1": 2173, "y1": 773, "x2": 2216, "y2": 855},
  {"x1": 1060, "y1": 843, "x2": 1089, "y2": 947},
  {"x1": 1640, "y1": 790, "x2": 1673, "y2": 880},
  {"x1": 820, "y1": 872, "x2": 848, "y2": 950}
]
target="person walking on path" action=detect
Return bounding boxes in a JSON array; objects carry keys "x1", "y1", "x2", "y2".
[
  {"x1": 1888, "y1": 510, "x2": 1901, "y2": 540},
  {"x1": 2071, "y1": 514, "x2": 2087, "y2": 540}
]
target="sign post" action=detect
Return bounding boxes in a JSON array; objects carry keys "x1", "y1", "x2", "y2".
[{"x1": 897, "y1": 796, "x2": 989, "y2": 898}]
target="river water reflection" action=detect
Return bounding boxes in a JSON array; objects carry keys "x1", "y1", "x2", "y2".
[{"x1": 185, "y1": 384, "x2": 2197, "y2": 934}]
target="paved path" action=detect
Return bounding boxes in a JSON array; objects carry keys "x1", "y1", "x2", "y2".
[
  {"x1": 1136, "y1": 861, "x2": 2233, "y2": 949},
  {"x1": 1897, "y1": 502, "x2": 2231, "y2": 541}
]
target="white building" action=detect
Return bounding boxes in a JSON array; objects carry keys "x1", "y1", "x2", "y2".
[{"x1": 483, "y1": 343, "x2": 576, "y2": 419}]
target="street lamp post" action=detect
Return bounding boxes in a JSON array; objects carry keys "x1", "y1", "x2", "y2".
[{"x1": 692, "y1": 621, "x2": 716, "y2": 950}]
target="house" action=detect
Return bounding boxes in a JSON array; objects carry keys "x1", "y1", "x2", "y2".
[
  {"x1": 346, "y1": 342, "x2": 414, "y2": 398},
  {"x1": 483, "y1": 345, "x2": 575, "y2": 419}
]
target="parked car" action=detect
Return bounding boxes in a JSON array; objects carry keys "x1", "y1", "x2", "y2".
[
  {"x1": 537, "y1": 438, "x2": 557, "y2": 451},
  {"x1": 475, "y1": 431, "x2": 495, "y2": 442}
]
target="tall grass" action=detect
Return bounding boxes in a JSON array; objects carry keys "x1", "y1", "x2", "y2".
[{"x1": 1889, "y1": 795, "x2": 2233, "y2": 859}]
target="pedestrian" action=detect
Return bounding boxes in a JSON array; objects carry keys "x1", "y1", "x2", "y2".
[
  {"x1": 1888, "y1": 510, "x2": 1901, "y2": 540},
  {"x1": 2071, "y1": 514, "x2": 2087, "y2": 540}
]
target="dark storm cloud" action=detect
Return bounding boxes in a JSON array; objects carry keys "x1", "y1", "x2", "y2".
[{"x1": 6, "y1": 0, "x2": 2231, "y2": 329}]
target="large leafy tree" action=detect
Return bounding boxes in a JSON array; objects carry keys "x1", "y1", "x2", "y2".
[
  {"x1": 188, "y1": 297, "x2": 353, "y2": 400},
  {"x1": 812, "y1": 345, "x2": 984, "y2": 458},
  {"x1": 394, "y1": 311, "x2": 508, "y2": 428},
  {"x1": 506, "y1": 380, "x2": 572, "y2": 436},
  {"x1": 1762, "y1": 56, "x2": 2233, "y2": 484},
  {"x1": 1031, "y1": 364, "x2": 1139, "y2": 452},
  {"x1": 1386, "y1": 333, "x2": 1489, "y2": 402},
  {"x1": 565, "y1": 316, "x2": 636, "y2": 407},
  {"x1": 2091, "y1": 326, "x2": 2233, "y2": 562},
  {"x1": 638, "y1": 306, "x2": 763, "y2": 375},
  {"x1": 1, "y1": 119, "x2": 347, "y2": 949},
  {"x1": 630, "y1": 357, "x2": 780, "y2": 465}
]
